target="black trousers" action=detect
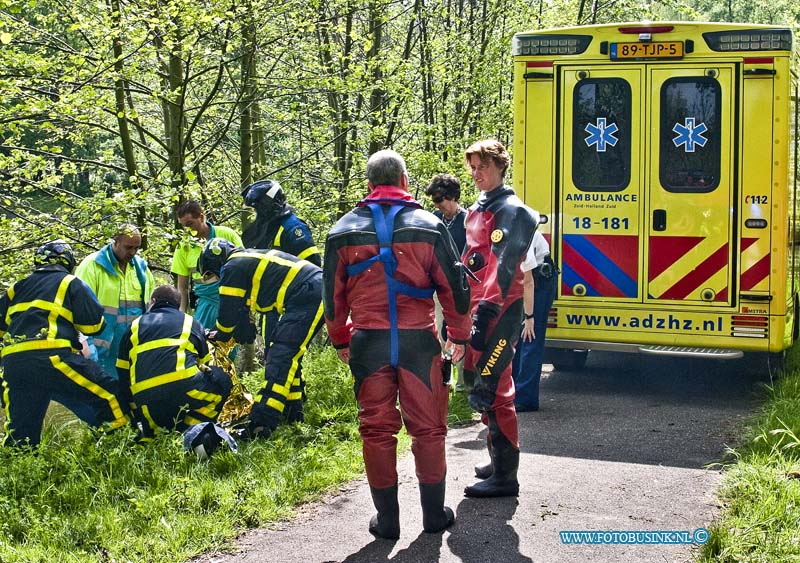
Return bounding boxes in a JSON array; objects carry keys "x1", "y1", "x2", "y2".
[
  {"x1": 132, "y1": 365, "x2": 233, "y2": 439},
  {"x1": 250, "y1": 271, "x2": 325, "y2": 429},
  {"x1": 1, "y1": 349, "x2": 129, "y2": 446}
]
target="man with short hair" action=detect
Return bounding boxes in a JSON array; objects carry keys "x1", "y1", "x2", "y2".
[
  {"x1": 171, "y1": 199, "x2": 243, "y2": 327},
  {"x1": 0, "y1": 241, "x2": 129, "y2": 446},
  {"x1": 75, "y1": 224, "x2": 155, "y2": 375},
  {"x1": 324, "y1": 150, "x2": 471, "y2": 538},
  {"x1": 116, "y1": 285, "x2": 233, "y2": 440}
]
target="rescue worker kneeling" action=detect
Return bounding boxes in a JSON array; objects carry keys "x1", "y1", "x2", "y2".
[
  {"x1": 116, "y1": 285, "x2": 233, "y2": 440},
  {"x1": 199, "y1": 238, "x2": 324, "y2": 440},
  {"x1": 0, "y1": 241, "x2": 130, "y2": 447}
]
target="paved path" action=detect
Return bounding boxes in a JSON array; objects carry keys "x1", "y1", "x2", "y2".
[{"x1": 196, "y1": 352, "x2": 765, "y2": 563}]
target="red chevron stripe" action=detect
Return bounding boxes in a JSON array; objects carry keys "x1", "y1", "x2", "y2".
[
  {"x1": 582, "y1": 234, "x2": 639, "y2": 281},
  {"x1": 562, "y1": 240, "x2": 626, "y2": 297},
  {"x1": 741, "y1": 237, "x2": 759, "y2": 252},
  {"x1": 740, "y1": 253, "x2": 770, "y2": 291},
  {"x1": 658, "y1": 243, "x2": 729, "y2": 300},
  {"x1": 648, "y1": 236, "x2": 704, "y2": 281}
]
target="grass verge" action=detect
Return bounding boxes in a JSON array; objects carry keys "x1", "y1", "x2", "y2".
[
  {"x1": 699, "y1": 346, "x2": 800, "y2": 562},
  {"x1": 0, "y1": 346, "x2": 475, "y2": 563}
]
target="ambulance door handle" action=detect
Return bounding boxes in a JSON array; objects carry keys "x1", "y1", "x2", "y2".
[{"x1": 653, "y1": 209, "x2": 667, "y2": 231}]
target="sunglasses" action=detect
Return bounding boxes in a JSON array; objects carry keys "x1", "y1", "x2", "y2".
[{"x1": 431, "y1": 195, "x2": 446, "y2": 204}]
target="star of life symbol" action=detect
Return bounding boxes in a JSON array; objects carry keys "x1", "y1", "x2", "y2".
[
  {"x1": 584, "y1": 118, "x2": 619, "y2": 152},
  {"x1": 672, "y1": 117, "x2": 708, "y2": 152}
]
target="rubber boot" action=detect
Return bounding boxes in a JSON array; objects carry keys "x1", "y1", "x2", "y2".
[
  {"x1": 369, "y1": 485, "x2": 400, "y2": 539},
  {"x1": 464, "y1": 434, "x2": 520, "y2": 498},
  {"x1": 420, "y1": 480, "x2": 455, "y2": 533},
  {"x1": 474, "y1": 437, "x2": 493, "y2": 479}
]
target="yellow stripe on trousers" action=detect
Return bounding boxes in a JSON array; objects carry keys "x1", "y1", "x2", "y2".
[{"x1": 49, "y1": 355, "x2": 128, "y2": 427}]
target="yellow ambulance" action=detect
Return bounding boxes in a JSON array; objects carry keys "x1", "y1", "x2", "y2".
[{"x1": 512, "y1": 22, "x2": 797, "y2": 369}]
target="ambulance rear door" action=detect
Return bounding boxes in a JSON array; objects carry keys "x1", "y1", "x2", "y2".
[
  {"x1": 558, "y1": 66, "x2": 644, "y2": 303},
  {"x1": 645, "y1": 65, "x2": 737, "y2": 307}
]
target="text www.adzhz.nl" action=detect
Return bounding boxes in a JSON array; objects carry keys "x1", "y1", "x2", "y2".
[{"x1": 565, "y1": 314, "x2": 723, "y2": 331}]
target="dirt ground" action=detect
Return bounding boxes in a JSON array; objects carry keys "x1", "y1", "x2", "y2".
[{"x1": 194, "y1": 351, "x2": 765, "y2": 563}]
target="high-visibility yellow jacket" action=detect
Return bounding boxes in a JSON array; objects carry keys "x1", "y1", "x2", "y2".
[{"x1": 75, "y1": 243, "x2": 155, "y2": 375}]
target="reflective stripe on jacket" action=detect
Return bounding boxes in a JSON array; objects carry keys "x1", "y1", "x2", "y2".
[
  {"x1": 0, "y1": 267, "x2": 105, "y2": 357},
  {"x1": 116, "y1": 302, "x2": 211, "y2": 396},
  {"x1": 214, "y1": 249, "x2": 320, "y2": 339}
]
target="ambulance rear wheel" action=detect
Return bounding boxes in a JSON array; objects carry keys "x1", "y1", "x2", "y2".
[{"x1": 548, "y1": 349, "x2": 589, "y2": 372}]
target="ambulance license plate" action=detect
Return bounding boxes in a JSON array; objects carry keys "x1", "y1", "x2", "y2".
[{"x1": 610, "y1": 41, "x2": 684, "y2": 60}]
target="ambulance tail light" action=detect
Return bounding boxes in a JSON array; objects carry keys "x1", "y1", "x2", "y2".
[
  {"x1": 703, "y1": 29, "x2": 792, "y2": 52},
  {"x1": 617, "y1": 25, "x2": 674, "y2": 34},
  {"x1": 731, "y1": 315, "x2": 769, "y2": 338},
  {"x1": 513, "y1": 34, "x2": 592, "y2": 56},
  {"x1": 547, "y1": 307, "x2": 558, "y2": 328}
]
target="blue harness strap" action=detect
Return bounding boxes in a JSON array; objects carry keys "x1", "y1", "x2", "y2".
[{"x1": 346, "y1": 203, "x2": 434, "y2": 367}]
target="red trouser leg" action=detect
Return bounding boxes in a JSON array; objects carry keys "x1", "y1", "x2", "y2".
[
  {"x1": 485, "y1": 362, "x2": 518, "y2": 448},
  {"x1": 357, "y1": 366, "x2": 403, "y2": 489},
  {"x1": 357, "y1": 358, "x2": 449, "y2": 488},
  {"x1": 464, "y1": 301, "x2": 521, "y2": 450},
  {"x1": 466, "y1": 346, "x2": 519, "y2": 450},
  {"x1": 398, "y1": 356, "x2": 449, "y2": 485}
]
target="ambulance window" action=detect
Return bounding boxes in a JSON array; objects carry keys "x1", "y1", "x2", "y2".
[
  {"x1": 659, "y1": 77, "x2": 721, "y2": 192},
  {"x1": 572, "y1": 78, "x2": 631, "y2": 191}
]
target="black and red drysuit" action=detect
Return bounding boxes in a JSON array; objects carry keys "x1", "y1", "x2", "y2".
[
  {"x1": 463, "y1": 184, "x2": 537, "y2": 472},
  {"x1": 323, "y1": 185, "x2": 471, "y2": 491}
]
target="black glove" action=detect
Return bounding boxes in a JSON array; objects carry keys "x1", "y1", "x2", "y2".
[
  {"x1": 233, "y1": 322, "x2": 257, "y2": 345},
  {"x1": 468, "y1": 378, "x2": 498, "y2": 412},
  {"x1": 204, "y1": 328, "x2": 218, "y2": 342},
  {"x1": 470, "y1": 302, "x2": 499, "y2": 351}
]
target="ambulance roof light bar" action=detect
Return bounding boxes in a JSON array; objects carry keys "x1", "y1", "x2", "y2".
[
  {"x1": 703, "y1": 29, "x2": 792, "y2": 52},
  {"x1": 513, "y1": 34, "x2": 592, "y2": 56}
]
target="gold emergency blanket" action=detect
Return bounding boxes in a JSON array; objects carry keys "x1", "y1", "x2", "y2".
[{"x1": 211, "y1": 340, "x2": 254, "y2": 426}]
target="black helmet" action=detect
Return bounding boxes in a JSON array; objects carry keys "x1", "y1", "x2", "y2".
[
  {"x1": 198, "y1": 238, "x2": 238, "y2": 277},
  {"x1": 34, "y1": 240, "x2": 76, "y2": 273},
  {"x1": 241, "y1": 179, "x2": 286, "y2": 218}
]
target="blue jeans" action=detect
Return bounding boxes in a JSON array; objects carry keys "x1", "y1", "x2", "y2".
[{"x1": 512, "y1": 272, "x2": 558, "y2": 409}]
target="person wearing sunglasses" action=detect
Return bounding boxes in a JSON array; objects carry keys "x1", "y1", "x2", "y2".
[
  {"x1": 425, "y1": 174, "x2": 467, "y2": 255},
  {"x1": 426, "y1": 174, "x2": 470, "y2": 392}
]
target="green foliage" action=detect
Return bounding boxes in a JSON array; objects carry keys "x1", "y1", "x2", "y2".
[
  {"x1": 448, "y1": 389, "x2": 477, "y2": 425},
  {"x1": 699, "y1": 344, "x2": 800, "y2": 562},
  {"x1": 0, "y1": 0, "x2": 674, "y2": 285},
  {"x1": 0, "y1": 346, "x2": 363, "y2": 563},
  {"x1": 0, "y1": 345, "x2": 475, "y2": 562},
  {"x1": 698, "y1": 453, "x2": 800, "y2": 562}
]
